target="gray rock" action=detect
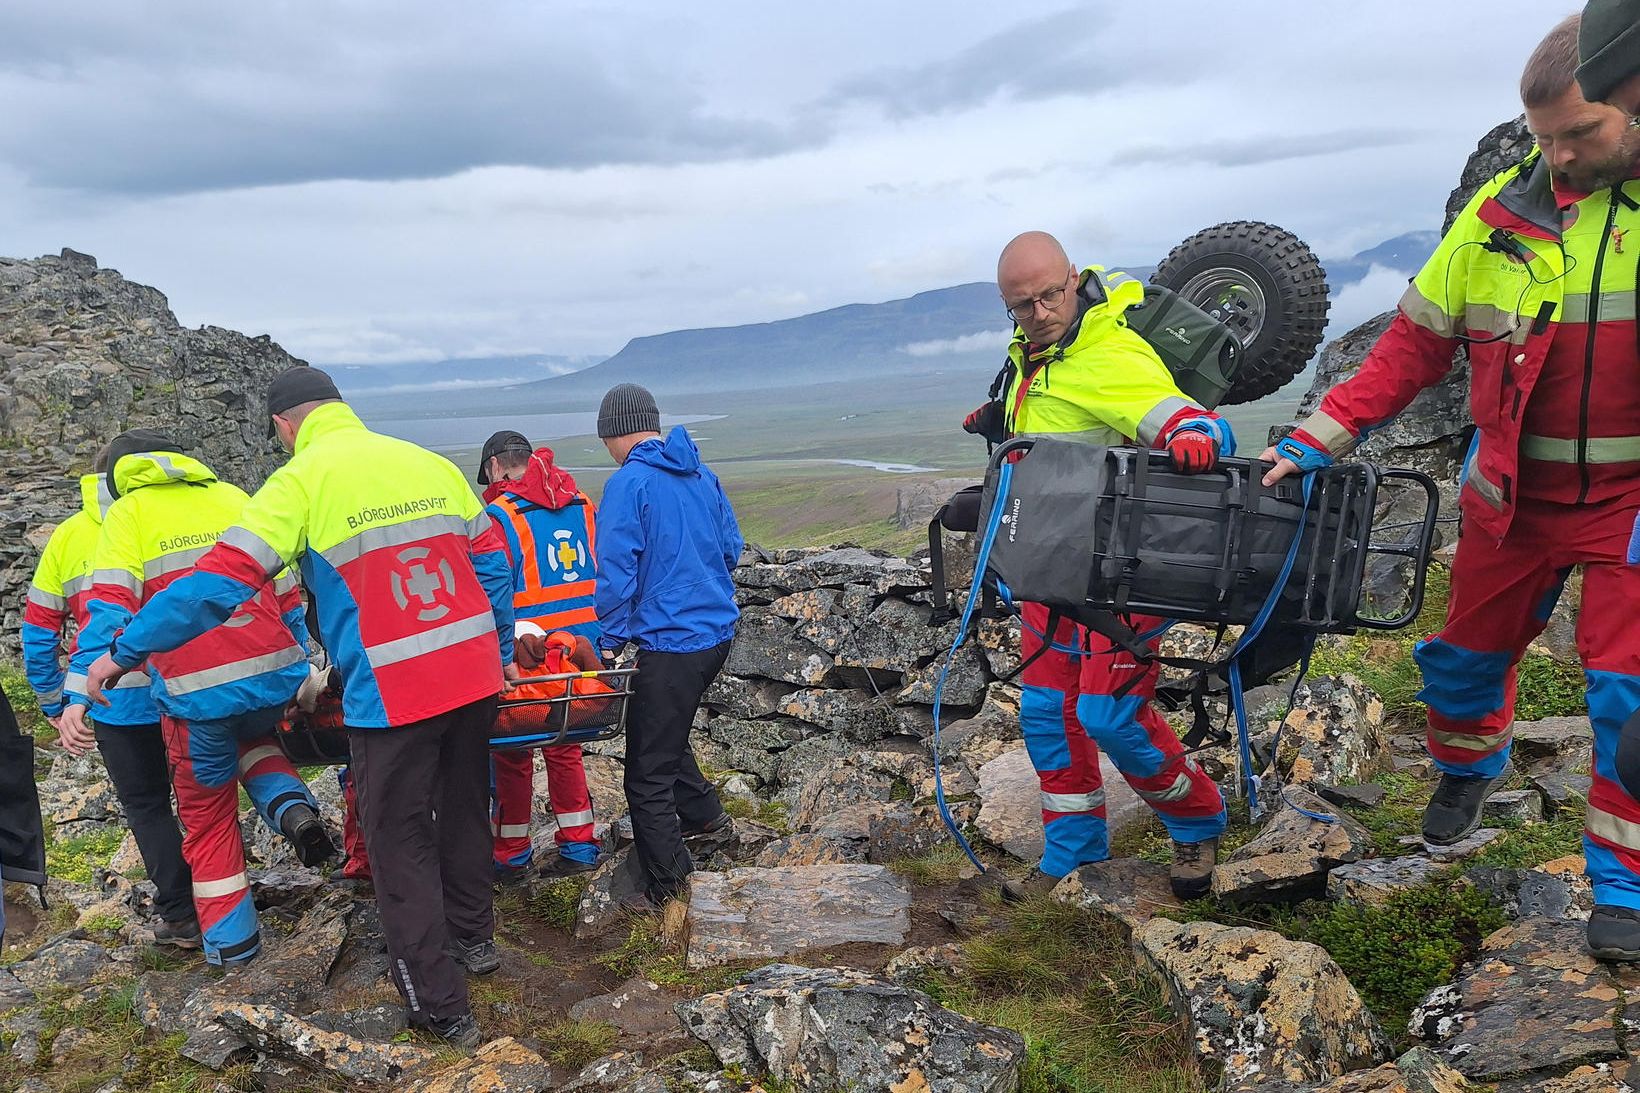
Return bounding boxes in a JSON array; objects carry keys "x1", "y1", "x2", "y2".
[
  {"x1": 677, "y1": 963, "x2": 1024, "y2": 1092},
  {"x1": 789, "y1": 758, "x2": 895, "y2": 833},
  {"x1": 975, "y1": 745, "x2": 1144, "y2": 863},
  {"x1": 575, "y1": 845, "x2": 650, "y2": 939},
  {"x1": 250, "y1": 867, "x2": 328, "y2": 910},
  {"x1": 1531, "y1": 772, "x2": 1591, "y2": 814},
  {"x1": 682, "y1": 866, "x2": 912, "y2": 968},
  {"x1": 1512, "y1": 717, "x2": 1593, "y2": 766},
  {"x1": 1135, "y1": 918, "x2": 1391, "y2": 1086},
  {"x1": 772, "y1": 689, "x2": 912, "y2": 743},
  {"x1": 1315, "y1": 783, "x2": 1388, "y2": 809},
  {"x1": 0, "y1": 967, "x2": 36, "y2": 1012},
  {"x1": 568, "y1": 977, "x2": 690, "y2": 1052},
  {"x1": 702, "y1": 674, "x2": 795, "y2": 720},
  {"x1": 1484, "y1": 789, "x2": 1545, "y2": 826},
  {"x1": 1398, "y1": 828, "x2": 1505, "y2": 861},
  {"x1": 725, "y1": 610, "x2": 836, "y2": 686},
  {"x1": 1052, "y1": 858, "x2": 1182, "y2": 937},
  {"x1": 4, "y1": 1006, "x2": 47, "y2": 1067},
  {"x1": 399, "y1": 1036, "x2": 557, "y2": 1092},
  {"x1": 1326, "y1": 856, "x2": 1443, "y2": 905},
  {"x1": 1212, "y1": 788, "x2": 1372, "y2": 904},
  {"x1": 9, "y1": 934, "x2": 111, "y2": 990},
  {"x1": 1443, "y1": 118, "x2": 1533, "y2": 233},
  {"x1": 561, "y1": 1052, "x2": 668, "y2": 1093},
  {"x1": 1272, "y1": 675, "x2": 1390, "y2": 788},
  {"x1": 211, "y1": 1003, "x2": 436, "y2": 1084},
  {"x1": 1460, "y1": 868, "x2": 1574, "y2": 921},
  {"x1": 834, "y1": 597, "x2": 956, "y2": 674},
  {"x1": 896, "y1": 641, "x2": 988, "y2": 707},
  {"x1": 753, "y1": 833, "x2": 864, "y2": 868},
  {"x1": 307, "y1": 1005, "x2": 409, "y2": 1043},
  {"x1": 864, "y1": 803, "x2": 949, "y2": 864}
]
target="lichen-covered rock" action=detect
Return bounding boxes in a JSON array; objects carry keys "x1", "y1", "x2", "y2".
[
  {"x1": 401, "y1": 1036, "x2": 555, "y2": 1092},
  {"x1": 975, "y1": 745, "x2": 1142, "y2": 862},
  {"x1": 1272, "y1": 675, "x2": 1389, "y2": 788},
  {"x1": 1271, "y1": 1046, "x2": 1474, "y2": 1092},
  {"x1": 1531, "y1": 771, "x2": 1591, "y2": 814},
  {"x1": 677, "y1": 963, "x2": 1024, "y2": 1092},
  {"x1": 1511, "y1": 717, "x2": 1593, "y2": 767},
  {"x1": 725, "y1": 609, "x2": 836, "y2": 686},
  {"x1": 1051, "y1": 858, "x2": 1182, "y2": 936},
  {"x1": 1327, "y1": 856, "x2": 1441, "y2": 906},
  {"x1": 568, "y1": 977, "x2": 690, "y2": 1053},
  {"x1": 896, "y1": 642, "x2": 988, "y2": 707},
  {"x1": 702, "y1": 673, "x2": 794, "y2": 720},
  {"x1": 1459, "y1": 867, "x2": 1576, "y2": 921},
  {"x1": 1211, "y1": 788, "x2": 1372, "y2": 903},
  {"x1": 7, "y1": 934, "x2": 111, "y2": 990},
  {"x1": 788, "y1": 758, "x2": 895, "y2": 832},
  {"x1": 774, "y1": 688, "x2": 912, "y2": 742},
  {"x1": 0, "y1": 966, "x2": 35, "y2": 1012},
  {"x1": 211, "y1": 1003, "x2": 436, "y2": 1084},
  {"x1": 1135, "y1": 917, "x2": 1391, "y2": 1085},
  {"x1": 1410, "y1": 917, "x2": 1629, "y2": 1081},
  {"x1": 682, "y1": 865, "x2": 911, "y2": 968},
  {"x1": 575, "y1": 846, "x2": 650, "y2": 939},
  {"x1": 754, "y1": 833, "x2": 863, "y2": 868}
]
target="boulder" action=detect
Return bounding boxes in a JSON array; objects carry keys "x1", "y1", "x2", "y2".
[
  {"x1": 1273, "y1": 676, "x2": 1390, "y2": 787},
  {"x1": 725, "y1": 609, "x2": 836, "y2": 687},
  {"x1": 211, "y1": 1003, "x2": 437, "y2": 1084},
  {"x1": 789, "y1": 758, "x2": 895, "y2": 832},
  {"x1": 7, "y1": 934, "x2": 111, "y2": 990},
  {"x1": 401, "y1": 1037, "x2": 556, "y2": 1093},
  {"x1": 1410, "y1": 917, "x2": 1631, "y2": 1081},
  {"x1": 975, "y1": 746, "x2": 1143, "y2": 862},
  {"x1": 1483, "y1": 789, "x2": 1544, "y2": 826},
  {"x1": 1135, "y1": 917, "x2": 1391, "y2": 1086},
  {"x1": 575, "y1": 846, "x2": 651, "y2": 939},
  {"x1": 568, "y1": 977, "x2": 690, "y2": 1053},
  {"x1": 1051, "y1": 858, "x2": 1182, "y2": 936},
  {"x1": 1511, "y1": 717, "x2": 1592, "y2": 769},
  {"x1": 1459, "y1": 867, "x2": 1575, "y2": 921},
  {"x1": 1212, "y1": 788, "x2": 1372, "y2": 903},
  {"x1": 681, "y1": 865, "x2": 911, "y2": 968},
  {"x1": 1326, "y1": 856, "x2": 1443, "y2": 906},
  {"x1": 754, "y1": 834, "x2": 863, "y2": 868},
  {"x1": 677, "y1": 963, "x2": 1024, "y2": 1092}
]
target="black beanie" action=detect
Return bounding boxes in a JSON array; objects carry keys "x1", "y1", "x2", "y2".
[
  {"x1": 105, "y1": 428, "x2": 181, "y2": 499},
  {"x1": 1577, "y1": 0, "x2": 1640, "y2": 102},
  {"x1": 597, "y1": 383, "x2": 661, "y2": 439}
]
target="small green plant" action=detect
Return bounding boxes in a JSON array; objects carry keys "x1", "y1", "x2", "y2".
[
  {"x1": 46, "y1": 825, "x2": 126, "y2": 885},
  {"x1": 887, "y1": 841, "x2": 975, "y2": 887},
  {"x1": 527, "y1": 878, "x2": 586, "y2": 932},
  {"x1": 596, "y1": 916, "x2": 668, "y2": 979},
  {"x1": 1289, "y1": 881, "x2": 1506, "y2": 1027},
  {"x1": 1, "y1": 661, "x2": 52, "y2": 740},
  {"x1": 540, "y1": 1018, "x2": 620, "y2": 1069},
  {"x1": 720, "y1": 795, "x2": 792, "y2": 832},
  {"x1": 1514, "y1": 655, "x2": 1587, "y2": 719},
  {"x1": 1467, "y1": 803, "x2": 1587, "y2": 870}
]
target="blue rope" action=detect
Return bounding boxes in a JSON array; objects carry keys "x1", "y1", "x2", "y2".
[{"x1": 930, "y1": 461, "x2": 1016, "y2": 871}]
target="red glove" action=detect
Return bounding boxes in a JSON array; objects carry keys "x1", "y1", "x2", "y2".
[{"x1": 1167, "y1": 429, "x2": 1219, "y2": 474}]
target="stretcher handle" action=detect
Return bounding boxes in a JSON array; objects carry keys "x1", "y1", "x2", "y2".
[
  {"x1": 505, "y1": 667, "x2": 637, "y2": 689},
  {"x1": 1350, "y1": 466, "x2": 1441, "y2": 631}
]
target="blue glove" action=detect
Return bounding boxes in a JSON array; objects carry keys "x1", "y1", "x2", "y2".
[
  {"x1": 1628, "y1": 509, "x2": 1640, "y2": 564},
  {"x1": 1273, "y1": 433, "x2": 1333, "y2": 474}
]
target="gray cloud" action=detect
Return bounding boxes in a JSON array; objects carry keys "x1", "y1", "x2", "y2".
[
  {"x1": 0, "y1": 2, "x2": 817, "y2": 195},
  {"x1": 1108, "y1": 128, "x2": 1416, "y2": 170}
]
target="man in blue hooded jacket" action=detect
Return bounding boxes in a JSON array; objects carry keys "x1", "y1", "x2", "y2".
[{"x1": 594, "y1": 383, "x2": 742, "y2": 906}]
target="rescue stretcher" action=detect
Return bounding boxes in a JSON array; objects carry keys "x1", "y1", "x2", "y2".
[{"x1": 273, "y1": 666, "x2": 636, "y2": 766}]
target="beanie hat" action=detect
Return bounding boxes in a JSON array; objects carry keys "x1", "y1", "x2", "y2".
[
  {"x1": 1577, "y1": 0, "x2": 1640, "y2": 102},
  {"x1": 597, "y1": 383, "x2": 661, "y2": 439}
]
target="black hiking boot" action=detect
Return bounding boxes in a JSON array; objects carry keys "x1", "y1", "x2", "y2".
[
  {"x1": 538, "y1": 852, "x2": 600, "y2": 880},
  {"x1": 445, "y1": 936, "x2": 501, "y2": 976},
  {"x1": 681, "y1": 812, "x2": 736, "y2": 853},
  {"x1": 426, "y1": 1011, "x2": 483, "y2": 1049},
  {"x1": 1421, "y1": 762, "x2": 1513, "y2": 846},
  {"x1": 279, "y1": 803, "x2": 339, "y2": 868},
  {"x1": 153, "y1": 917, "x2": 202, "y2": 950},
  {"x1": 1588, "y1": 906, "x2": 1640, "y2": 962}
]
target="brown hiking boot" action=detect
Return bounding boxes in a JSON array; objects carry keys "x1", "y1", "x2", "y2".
[
  {"x1": 1170, "y1": 839, "x2": 1218, "y2": 900},
  {"x1": 1000, "y1": 869, "x2": 1061, "y2": 903}
]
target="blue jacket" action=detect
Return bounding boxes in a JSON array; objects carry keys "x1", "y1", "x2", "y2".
[{"x1": 594, "y1": 427, "x2": 742, "y2": 654}]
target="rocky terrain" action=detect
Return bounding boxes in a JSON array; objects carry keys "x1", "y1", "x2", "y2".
[{"x1": 3, "y1": 118, "x2": 1618, "y2": 1092}]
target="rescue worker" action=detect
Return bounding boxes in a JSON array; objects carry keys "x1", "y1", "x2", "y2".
[
  {"x1": 81, "y1": 369, "x2": 517, "y2": 1047},
  {"x1": 1264, "y1": 16, "x2": 1640, "y2": 958},
  {"x1": 595, "y1": 384, "x2": 741, "y2": 909},
  {"x1": 963, "y1": 231, "x2": 1231, "y2": 901},
  {"x1": 478, "y1": 430, "x2": 603, "y2": 882},
  {"x1": 23, "y1": 443, "x2": 198, "y2": 947},
  {"x1": 61, "y1": 429, "x2": 333, "y2": 966},
  {"x1": 1579, "y1": 0, "x2": 1640, "y2": 115}
]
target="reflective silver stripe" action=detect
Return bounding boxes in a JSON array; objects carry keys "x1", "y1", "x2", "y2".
[
  {"x1": 1040, "y1": 789, "x2": 1105, "y2": 813},
  {"x1": 495, "y1": 823, "x2": 531, "y2": 838},
  {"x1": 322, "y1": 514, "x2": 471, "y2": 567},
  {"x1": 32, "y1": 686, "x2": 64, "y2": 705},
  {"x1": 145, "y1": 453, "x2": 193, "y2": 481},
  {"x1": 1589, "y1": 805, "x2": 1640, "y2": 852},
  {"x1": 1430, "y1": 726, "x2": 1512, "y2": 753},
  {"x1": 27, "y1": 586, "x2": 66, "y2": 611},
  {"x1": 60, "y1": 574, "x2": 92, "y2": 599},
  {"x1": 92, "y1": 568, "x2": 142, "y2": 593},
  {"x1": 1521, "y1": 434, "x2": 1640, "y2": 464},
  {"x1": 162, "y1": 646, "x2": 306, "y2": 697},
  {"x1": 553, "y1": 809, "x2": 594, "y2": 827},
  {"x1": 1134, "y1": 771, "x2": 1195, "y2": 803},
  {"x1": 1401, "y1": 284, "x2": 1457, "y2": 339},
  {"x1": 466, "y1": 514, "x2": 492, "y2": 540},
  {"x1": 143, "y1": 545, "x2": 212, "y2": 581},
  {"x1": 1561, "y1": 290, "x2": 1637, "y2": 324},
  {"x1": 192, "y1": 871, "x2": 250, "y2": 899},
  {"x1": 219, "y1": 525, "x2": 286, "y2": 576},
  {"x1": 272, "y1": 571, "x2": 299, "y2": 596},
  {"x1": 64, "y1": 670, "x2": 151, "y2": 694},
  {"x1": 239, "y1": 745, "x2": 285, "y2": 774},
  {"x1": 1136, "y1": 395, "x2": 1199, "y2": 446},
  {"x1": 1461, "y1": 303, "x2": 1528, "y2": 344},
  {"x1": 362, "y1": 611, "x2": 495, "y2": 670},
  {"x1": 1467, "y1": 468, "x2": 1506, "y2": 510},
  {"x1": 1298, "y1": 410, "x2": 1355, "y2": 458}
]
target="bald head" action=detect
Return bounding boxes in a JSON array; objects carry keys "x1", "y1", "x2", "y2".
[{"x1": 998, "y1": 231, "x2": 1079, "y2": 345}]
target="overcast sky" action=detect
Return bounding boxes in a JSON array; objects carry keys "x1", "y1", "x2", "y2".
[{"x1": 0, "y1": 1, "x2": 1565, "y2": 366}]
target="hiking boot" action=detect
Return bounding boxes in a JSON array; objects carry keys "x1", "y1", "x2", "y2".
[
  {"x1": 1001, "y1": 869, "x2": 1061, "y2": 903},
  {"x1": 153, "y1": 917, "x2": 202, "y2": 950},
  {"x1": 538, "y1": 852, "x2": 600, "y2": 880},
  {"x1": 426, "y1": 1011, "x2": 483, "y2": 1049},
  {"x1": 1421, "y1": 762, "x2": 1513, "y2": 847},
  {"x1": 1170, "y1": 839, "x2": 1218, "y2": 900},
  {"x1": 445, "y1": 936, "x2": 501, "y2": 976},
  {"x1": 1588, "y1": 906, "x2": 1640, "y2": 962},
  {"x1": 493, "y1": 863, "x2": 532, "y2": 887},
  {"x1": 681, "y1": 812, "x2": 736, "y2": 853},
  {"x1": 279, "y1": 803, "x2": 339, "y2": 868}
]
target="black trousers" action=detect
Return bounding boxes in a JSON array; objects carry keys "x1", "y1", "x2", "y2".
[
  {"x1": 348, "y1": 696, "x2": 496, "y2": 1024},
  {"x1": 624, "y1": 641, "x2": 730, "y2": 902},
  {"x1": 93, "y1": 721, "x2": 193, "y2": 924}
]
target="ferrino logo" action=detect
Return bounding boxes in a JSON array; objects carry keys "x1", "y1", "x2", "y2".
[
  {"x1": 547, "y1": 530, "x2": 591, "y2": 582},
  {"x1": 1006, "y1": 497, "x2": 1022, "y2": 543},
  {"x1": 1163, "y1": 325, "x2": 1193, "y2": 346},
  {"x1": 389, "y1": 546, "x2": 458, "y2": 623}
]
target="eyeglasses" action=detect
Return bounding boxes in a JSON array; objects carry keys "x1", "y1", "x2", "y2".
[{"x1": 1005, "y1": 271, "x2": 1075, "y2": 321}]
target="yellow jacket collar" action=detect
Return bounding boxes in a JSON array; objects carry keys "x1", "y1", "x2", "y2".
[{"x1": 293, "y1": 401, "x2": 365, "y2": 455}]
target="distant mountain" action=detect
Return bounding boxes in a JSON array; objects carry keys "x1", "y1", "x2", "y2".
[
  {"x1": 1323, "y1": 230, "x2": 1440, "y2": 286},
  {"x1": 330, "y1": 354, "x2": 590, "y2": 396}
]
